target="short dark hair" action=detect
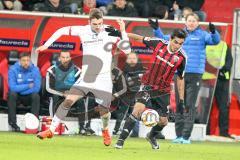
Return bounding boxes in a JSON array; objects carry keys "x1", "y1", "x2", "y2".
[
  {"x1": 171, "y1": 29, "x2": 187, "y2": 40},
  {"x1": 60, "y1": 50, "x2": 71, "y2": 54},
  {"x1": 89, "y1": 8, "x2": 103, "y2": 20},
  {"x1": 153, "y1": 5, "x2": 168, "y2": 19},
  {"x1": 19, "y1": 52, "x2": 30, "y2": 59}
]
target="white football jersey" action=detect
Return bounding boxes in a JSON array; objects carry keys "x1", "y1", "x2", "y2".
[{"x1": 44, "y1": 25, "x2": 131, "y2": 93}]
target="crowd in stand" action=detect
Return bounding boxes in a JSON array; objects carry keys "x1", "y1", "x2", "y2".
[{"x1": 0, "y1": 0, "x2": 207, "y2": 21}]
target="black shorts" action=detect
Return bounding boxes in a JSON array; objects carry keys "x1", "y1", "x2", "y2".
[{"x1": 136, "y1": 85, "x2": 170, "y2": 117}]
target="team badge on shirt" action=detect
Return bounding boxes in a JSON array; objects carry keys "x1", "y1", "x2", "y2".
[{"x1": 173, "y1": 55, "x2": 179, "y2": 62}]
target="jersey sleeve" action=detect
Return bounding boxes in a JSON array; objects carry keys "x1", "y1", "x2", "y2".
[
  {"x1": 177, "y1": 55, "x2": 186, "y2": 79},
  {"x1": 143, "y1": 37, "x2": 162, "y2": 50},
  {"x1": 44, "y1": 26, "x2": 84, "y2": 48}
]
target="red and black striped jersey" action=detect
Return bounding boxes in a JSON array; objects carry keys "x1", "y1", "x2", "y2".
[{"x1": 141, "y1": 37, "x2": 186, "y2": 93}]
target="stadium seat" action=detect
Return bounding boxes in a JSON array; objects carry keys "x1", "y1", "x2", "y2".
[
  {"x1": 50, "y1": 52, "x2": 60, "y2": 65},
  {"x1": 8, "y1": 50, "x2": 19, "y2": 65}
]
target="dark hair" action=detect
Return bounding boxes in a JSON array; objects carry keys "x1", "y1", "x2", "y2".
[
  {"x1": 89, "y1": 8, "x2": 103, "y2": 20},
  {"x1": 60, "y1": 50, "x2": 71, "y2": 54},
  {"x1": 19, "y1": 52, "x2": 30, "y2": 59},
  {"x1": 171, "y1": 29, "x2": 187, "y2": 40},
  {"x1": 153, "y1": 5, "x2": 168, "y2": 19}
]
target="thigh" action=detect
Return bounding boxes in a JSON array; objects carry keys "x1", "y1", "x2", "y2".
[
  {"x1": 19, "y1": 94, "x2": 31, "y2": 106},
  {"x1": 150, "y1": 93, "x2": 170, "y2": 117},
  {"x1": 92, "y1": 89, "x2": 112, "y2": 108},
  {"x1": 185, "y1": 74, "x2": 202, "y2": 108},
  {"x1": 215, "y1": 80, "x2": 229, "y2": 108},
  {"x1": 65, "y1": 87, "x2": 85, "y2": 103}
]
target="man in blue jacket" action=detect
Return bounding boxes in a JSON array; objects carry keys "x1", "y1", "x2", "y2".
[
  {"x1": 8, "y1": 52, "x2": 41, "y2": 131},
  {"x1": 148, "y1": 13, "x2": 220, "y2": 144}
]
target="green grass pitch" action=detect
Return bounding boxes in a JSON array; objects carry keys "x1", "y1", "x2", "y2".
[{"x1": 0, "y1": 132, "x2": 239, "y2": 160}]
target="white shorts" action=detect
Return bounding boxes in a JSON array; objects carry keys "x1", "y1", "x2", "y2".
[{"x1": 73, "y1": 74, "x2": 112, "y2": 107}]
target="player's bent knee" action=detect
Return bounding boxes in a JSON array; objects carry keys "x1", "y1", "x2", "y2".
[
  {"x1": 63, "y1": 99, "x2": 74, "y2": 108},
  {"x1": 132, "y1": 103, "x2": 145, "y2": 119},
  {"x1": 97, "y1": 106, "x2": 109, "y2": 116}
]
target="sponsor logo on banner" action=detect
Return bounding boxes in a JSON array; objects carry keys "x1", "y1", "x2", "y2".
[
  {"x1": 45, "y1": 41, "x2": 76, "y2": 50},
  {"x1": 131, "y1": 46, "x2": 153, "y2": 55},
  {"x1": 0, "y1": 38, "x2": 30, "y2": 47}
]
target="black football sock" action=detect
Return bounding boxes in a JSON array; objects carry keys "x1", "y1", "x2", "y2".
[
  {"x1": 149, "y1": 125, "x2": 164, "y2": 138},
  {"x1": 118, "y1": 114, "x2": 138, "y2": 141}
]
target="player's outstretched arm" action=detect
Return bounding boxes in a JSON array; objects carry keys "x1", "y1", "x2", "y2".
[
  {"x1": 36, "y1": 45, "x2": 48, "y2": 53},
  {"x1": 116, "y1": 19, "x2": 131, "y2": 54},
  {"x1": 36, "y1": 26, "x2": 83, "y2": 53},
  {"x1": 127, "y1": 33, "x2": 144, "y2": 43}
]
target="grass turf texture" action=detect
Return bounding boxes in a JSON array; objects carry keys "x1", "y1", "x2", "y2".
[{"x1": 0, "y1": 132, "x2": 239, "y2": 160}]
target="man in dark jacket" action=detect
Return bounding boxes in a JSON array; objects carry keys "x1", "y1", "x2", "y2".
[
  {"x1": 33, "y1": 0, "x2": 71, "y2": 13},
  {"x1": 8, "y1": 53, "x2": 41, "y2": 131},
  {"x1": 107, "y1": 0, "x2": 138, "y2": 17}
]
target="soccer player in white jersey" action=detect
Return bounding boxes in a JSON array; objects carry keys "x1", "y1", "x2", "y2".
[{"x1": 36, "y1": 8, "x2": 131, "y2": 146}]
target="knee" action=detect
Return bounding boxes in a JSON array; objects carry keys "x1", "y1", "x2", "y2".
[
  {"x1": 63, "y1": 99, "x2": 74, "y2": 108},
  {"x1": 132, "y1": 109, "x2": 144, "y2": 119},
  {"x1": 97, "y1": 106, "x2": 109, "y2": 116}
]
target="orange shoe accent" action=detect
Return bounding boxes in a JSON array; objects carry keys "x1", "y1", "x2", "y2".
[
  {"x1": 102, "y1": 129, "x2": 111, "y2": 146},
  {"x1": 37, "y1": 129, "x2": 54, "y2": 140}
]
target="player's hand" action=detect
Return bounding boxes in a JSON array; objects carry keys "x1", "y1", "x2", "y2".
[
  {"x1": 117, "y1": 19, "x2": 126, "y2": 32},
  {"x1": 177, "y1": 99, "x2": 185, "y2": 114},
  {"x1": 208, "y1": 22, "x2": 216, "y2": 34},
  {"x1": 29, "y1": 83, "x2": 34, "y2": 88},
  {"x1": 36, "y1": 45, "x2": 48, "y2": 53},
  {"x1": 148, "y1": 18, "x2": 159, "y2": 30},
  {"x1": 105, "y1": 26, "x2": 122, "y2": 38}
]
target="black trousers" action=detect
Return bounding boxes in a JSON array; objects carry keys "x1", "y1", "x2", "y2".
[
  {"x1": 207, "y1": 79, "x2": 230, "y2": 136},
  {"x1": 174, "y1": 73, "x2": 202, "y2": 139},
  {"x1": 8, "y1": 92, "x2": 40, "y2": 124}
]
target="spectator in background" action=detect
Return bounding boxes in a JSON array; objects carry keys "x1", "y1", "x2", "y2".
[
  {"x1": 33, "y1": 0, "x2": 71, "y2": 13},
  {"x1": 121, "y1": 53, "x2": 145, "y2": 137},
  {"x1": 177, "y1": 0, "x2": 206, "y2": 21},
  {"x1": 161, "y1": 0, "x2": 206, "y2": 21},
  {"x1": 161, "y1": 0, "x2": 181, "y2": 20},
  {"x1": 8, "y1": 53, "x2": 41, "y2": 132},
  {"x1": 79, "y1": 0, "x2": 96, "y2": 15},
  {"x1": 181, "y1": 7, "x2": 193, "y2": 21},
  {"x1": 112, "y1": 53, "x2": 144, "y2": 136},
  {"x1": 149, "y1": 13, "x2": 220, "y2": 144},
  {"x1": 111, "y1": 66, "x2": 127, "y2": 135},
  {"x1": 96, "y1": 0, "x2": 113, "y2": 7},
  {"x1": 0, "y1": 0, "x2": 22, "y2": 10},
  {"x1": 152, "y1": 5, "x2": 169, "y2": 20},
  {"x1": 46, "y1": 50, "x2": 81, "y2": 115},
  {"x1": 67, "y1": 0, "x2": 83, "y2": 14},
  {"x1": 107, "y1": 0, "x2": 138, "y2": 17},
  {"x1": 202, "y1": 40, "x2": 233, "y2": 138}
]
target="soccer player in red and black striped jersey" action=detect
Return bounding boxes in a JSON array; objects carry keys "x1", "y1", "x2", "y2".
[{"x1": 115, "y1": 29, "x2": 187, "y2": 149}]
